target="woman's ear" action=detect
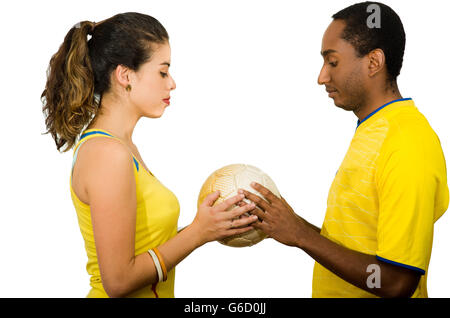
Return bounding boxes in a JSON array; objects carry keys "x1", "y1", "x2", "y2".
[{"x1": 113, "y1": 64, "x2": 132, "y2": 90}]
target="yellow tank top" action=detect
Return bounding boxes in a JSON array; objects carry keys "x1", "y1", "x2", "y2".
[{"x1": 69, "y1": 129, "x2": 180, "y2": 298}]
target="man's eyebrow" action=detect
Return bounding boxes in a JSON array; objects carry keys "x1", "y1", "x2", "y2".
[
  {"x1": 160, "y1": 62, "x2": 171, "y2": 67},
  {"x1": 321, "y1": 49, "x2": 337, "y2": 57}
]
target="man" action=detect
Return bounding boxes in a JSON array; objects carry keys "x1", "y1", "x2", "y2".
[{"x1": 240, "y1": 2, "x2": 448, "y2": 297}]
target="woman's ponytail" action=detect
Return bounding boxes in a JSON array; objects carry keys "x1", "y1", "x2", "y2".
[
  {"x1": 41, "y1": 21, "x2": 97, "y2": 152},
  {"x1": 42, "y1": 13, "x2": 169, "y2": 152}
]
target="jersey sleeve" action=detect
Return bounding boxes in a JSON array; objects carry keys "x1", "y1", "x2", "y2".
[{"x1": 374, "y1": 122, "x2": 436, "y2": 275}]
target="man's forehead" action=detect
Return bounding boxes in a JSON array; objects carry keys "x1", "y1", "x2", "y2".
[
  {"x1": 321, "y1": 20, "x2": 352, "y2": 56},
  {"x1": 324, "y1": 19, "x2": 346, "y2": 39}
]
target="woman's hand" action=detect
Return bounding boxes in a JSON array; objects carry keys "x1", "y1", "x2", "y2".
[{"x1": 191, "y1": 191, "x2": 258, "y2": 246}]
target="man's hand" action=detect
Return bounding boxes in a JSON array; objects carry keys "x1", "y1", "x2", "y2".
[{"x1": 238, "y1": 182, "x2": 308, "y2": 247}]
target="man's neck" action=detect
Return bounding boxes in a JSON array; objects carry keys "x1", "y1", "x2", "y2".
[{"x1": 355, "y1": 82, "x2": 402, "y2": 121}]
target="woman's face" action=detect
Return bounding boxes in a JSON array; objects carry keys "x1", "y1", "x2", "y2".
[{"x1": 130, "y1": 42, "x2": 176, "y2": 118}]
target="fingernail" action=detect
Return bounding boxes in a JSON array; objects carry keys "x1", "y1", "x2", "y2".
[
  {"x1": 251, "y1": 182, "x2": 256, "y2": 187},
  {"x1": 237, "y1": 189, "x2": 243, "y2": 194}
]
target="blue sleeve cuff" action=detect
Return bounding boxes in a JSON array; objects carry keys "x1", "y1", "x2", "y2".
[{"x1": 376, "y1": 255, "x2": 425, "y2": 275}]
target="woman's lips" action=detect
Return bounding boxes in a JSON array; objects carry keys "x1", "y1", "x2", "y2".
[{"x1": 163, "y1": 97, "x2": 170, "y2": 105}]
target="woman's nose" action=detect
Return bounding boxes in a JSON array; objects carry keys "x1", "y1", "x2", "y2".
[{"x1": 169, "y1": 75, "x2": 176, "y2": 90}]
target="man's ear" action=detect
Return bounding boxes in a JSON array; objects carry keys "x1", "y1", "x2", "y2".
[{"x1": 367, "y1": 48, "x2": 386, "y2": 78}]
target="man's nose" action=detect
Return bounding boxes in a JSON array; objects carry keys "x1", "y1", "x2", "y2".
[{"x1": 317, "y1": 65, "x2": 330, "y2": 85}]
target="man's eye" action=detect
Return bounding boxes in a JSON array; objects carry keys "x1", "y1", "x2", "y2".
[
  {"x1": 160, "y1": 72, "x2": 168, "y2": 78},
  {"x1": 329, "y1": 62, "x2": 338, "y2": 67}
]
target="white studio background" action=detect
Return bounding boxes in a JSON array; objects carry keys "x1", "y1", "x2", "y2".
[{"x1": 0, "y1": 0, "x2": 449, "y2": 297}]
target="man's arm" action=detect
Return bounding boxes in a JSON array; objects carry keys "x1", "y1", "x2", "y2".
[
  {"x1": 299, "y1": 223, "x2": 421, "y2": 298},
  {"x1": 299, "y1": 216, "x2": 321, "y2": 233},
  {"x1": 239, "y1": 184, "x2": 421, "y2": 298}
]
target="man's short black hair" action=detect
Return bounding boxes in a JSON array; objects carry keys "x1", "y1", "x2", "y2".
[{"x1": 332, "y1": 2, "x2": 406, "y2": 83}]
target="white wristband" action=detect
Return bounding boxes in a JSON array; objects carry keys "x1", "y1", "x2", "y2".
[{"x1": 148, "y1": 249, "x2": 163, "y2": 283}]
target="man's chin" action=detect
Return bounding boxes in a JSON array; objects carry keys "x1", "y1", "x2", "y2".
[{"x1": 333, "y1": 99, "x2": 354, "y2": 111}]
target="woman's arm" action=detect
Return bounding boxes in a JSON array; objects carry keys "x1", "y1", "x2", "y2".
[{"x1": 76, "y1": 138, "x2": 256, "y2": 297}]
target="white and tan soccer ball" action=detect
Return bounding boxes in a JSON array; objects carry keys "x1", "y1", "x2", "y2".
[{"x1": 197, "y1": 164, "x2": 281, "y2": 247}]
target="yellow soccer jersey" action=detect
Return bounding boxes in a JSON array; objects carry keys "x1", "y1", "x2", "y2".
[{"x1": 312, "y1": 98, "x2": 449, "y2": 298}]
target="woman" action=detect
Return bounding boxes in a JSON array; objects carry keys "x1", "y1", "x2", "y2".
[{"x1": 41, "y1": 12, "x2": 257, "y2": 298}]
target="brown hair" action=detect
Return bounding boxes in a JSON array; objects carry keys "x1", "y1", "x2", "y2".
[{"x1": 41, "y1": 12, "x2": 169, "y2": 152}]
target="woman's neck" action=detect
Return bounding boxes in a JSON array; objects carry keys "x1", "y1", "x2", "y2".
[{"x1": 87, "y1": 94, "x2": 140, "y2": 145}]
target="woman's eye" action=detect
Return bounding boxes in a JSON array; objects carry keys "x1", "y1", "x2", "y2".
[
  {"x1": 160, "y1": 72, "x2": 168, "y2": 78},
  {"x1": 329, "y1": 61, "x2": 338, "y2": 67}
]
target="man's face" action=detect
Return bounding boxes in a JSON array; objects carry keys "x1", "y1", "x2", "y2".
[{"x1": 318, "y1": 19, "x2": 368, "y2": 112}]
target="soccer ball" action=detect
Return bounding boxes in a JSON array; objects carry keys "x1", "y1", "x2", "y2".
[{"x1": 197, "y1": 164, "x2": 281, "y2": 247}]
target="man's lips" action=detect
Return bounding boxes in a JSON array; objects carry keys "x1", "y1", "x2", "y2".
[
  {"x1": 326, "y1": 87, "x2": 337, "y2": 93},
  {"x1": 326, "y1": 87, "x2": 338, "y2": 97}
]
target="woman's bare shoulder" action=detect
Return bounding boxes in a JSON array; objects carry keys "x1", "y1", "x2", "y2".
[{"x1": 72, "y1": 137, "x2": 135, "y2": 203}]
